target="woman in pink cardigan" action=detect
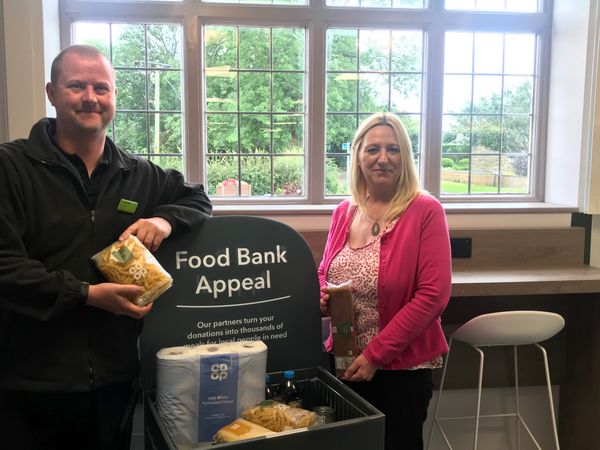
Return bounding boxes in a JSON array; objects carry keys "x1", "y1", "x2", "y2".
[{"x1": 319, "y1": 112, "x2": 452, "y2": 450}]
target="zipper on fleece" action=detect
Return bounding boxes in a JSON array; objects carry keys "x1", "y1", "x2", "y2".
[
  {"x1": 88, "y1": 334, "x2": 95, "y2": 388},
  {"x1": 88, "y1": 208, "x2": 97, "y2": 388}
]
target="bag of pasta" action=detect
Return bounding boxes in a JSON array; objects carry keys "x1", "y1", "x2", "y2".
[
  {"x1": 241, "y1": 400, "x2": 316, "y2": 432},
  {"x1": 91, "y1": 235, "x2": 173, "y2": 306}
]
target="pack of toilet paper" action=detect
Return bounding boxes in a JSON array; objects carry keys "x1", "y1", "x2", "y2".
[{"x1": 156, "y1": 340, "x2": 267, "y2": 447}]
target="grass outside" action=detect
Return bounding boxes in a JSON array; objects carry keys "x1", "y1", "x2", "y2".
[{"x1": 441, "y1": 180, "x2": 529, "y2": 194}]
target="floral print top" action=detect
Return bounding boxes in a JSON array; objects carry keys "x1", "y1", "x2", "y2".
[{"x1": 327, "y1": 217, "x2": 442, "y2": 370}]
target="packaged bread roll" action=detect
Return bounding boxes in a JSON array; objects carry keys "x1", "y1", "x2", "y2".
[
  {"x1": 91, "y1": 235, "x2": 173, "y2": 306},
  {"x1": 213, "y1": 418, "x2": 276, "y2": 443}
]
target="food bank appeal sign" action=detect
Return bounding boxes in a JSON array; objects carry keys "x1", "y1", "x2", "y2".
[{"x1": 141, "y1": 216, "x2": 322, "y2": 389}]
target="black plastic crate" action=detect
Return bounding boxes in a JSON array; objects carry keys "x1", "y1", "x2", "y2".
[
  {"x1": 141, "y1": 217, "x2": 385, "y2": 450},
  {"x1": 144, "y1": 366, "x2": 384, "y2": 450}
]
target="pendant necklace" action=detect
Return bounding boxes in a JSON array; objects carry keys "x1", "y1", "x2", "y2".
[
  {"x1": 371, "y1": 221, "x2": 380, "y2": 237},
  {"x1": 366, "y1": 196, "x2": 386, "y2": 236}
]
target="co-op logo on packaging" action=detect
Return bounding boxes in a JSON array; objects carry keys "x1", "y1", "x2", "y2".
[{"x1": 210, "y1": 362, "x2": 229, "y2": 381}]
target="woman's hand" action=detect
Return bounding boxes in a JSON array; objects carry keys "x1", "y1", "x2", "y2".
[
  {"x1": 320, "y1": 287, "x2": 331, "y2": 316},
  {"x1": 341, "y1": 354, "x2": 377, "y2": 382}
]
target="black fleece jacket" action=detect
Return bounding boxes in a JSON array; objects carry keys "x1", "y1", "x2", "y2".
[{"x1": 0, "y1": 118, "x2": 212, "y2": 392}]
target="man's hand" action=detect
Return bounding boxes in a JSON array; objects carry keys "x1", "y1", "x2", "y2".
[
  {"x1": 119, "y1": 217, "x2": 172, "y2": 251},
  {"x1": 86, "y1": 283, "x2": 152, "y2": 319}
]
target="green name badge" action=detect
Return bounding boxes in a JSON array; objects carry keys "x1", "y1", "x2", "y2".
[{"x1": 117, "y1": 199, "x2": 138, "y2": 214}]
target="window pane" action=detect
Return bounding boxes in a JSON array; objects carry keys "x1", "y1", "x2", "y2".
[
  {"x1": 76, "y1": 0, "x2": 182, "y2": 2},
  {"x1": 402, "y1": 114, "x2": 422, "y2": 154},
  {"x1": 241, "y1": 156, "x2": 272, "y2": 196},
  {"x1": 204, "y1": 27, "x2": 237, "y2": 67},
  {"x1": 443, "y1": 75, "x2": 473, "y2": 113},
  {"x1": 471, "y1": 155, "x2": 500, "y2": 194},
  {"x1": 391, "y1": 31, "x2": 423, "y2": 72},
  {"x1": 204, "y1": 0, "x2": 307, "y2": 4},
  {"x1": 327, "y1": 29, "x2": 358, "y2": 71},
  {"x1": 240, "y1": 114, "x2": 271, "y2": 153},
  {"x1": 273, "y1": 115, "x2": 304, "y2": 153},
  {"x1": 503, "y1": 77, "x2": 533, "y2": 114},
  {"x1": 113, "y1": 113, "x2": 148, "y2": 153},
  {"x1": 205, "y1": 72, "x2": 237, "y2": 112},
  {"x1": 273, "y1": 28, "x2": 305, "y2": 71},
  {"x1": 273, "y1": 73, "x2": 304, "y2": 113},
  {"x1": 326, "y1": 114, "x2": 356, "y2": 154},
  {"x1": 149, "y1": 112, "x2": 182, "y2": 154},
  {"x1": 505, "y1": 34, "x2": 536, "y2": 74},
  {"x1": 112, "y1": 24, "x2": 145, "y2": 66},
  {"x1": 274, "y1": 156, "x2": 304, "y2": 196},
  {"x1": 204, "y1": 25, "x2": 306, "y2": 198},
  {"x1": 445, "y1": 32, "x2": 473, "y2": 73},
  {"x1": 472, "y1": 75, "x2": 502, "y2": 114},
  {"x1": 327, "y1": 0, "x2": 425, "y2": 8},
  {"x1": 327, "y1": 74, "x2": 358, "y2": 112},
  {"x1": 240, "y1": 28, "x2": 270, "y2": 69},
  {"x1": 392, "y1": 74, "x2": 422, "y2": 113},
  {"x1": 74, "y1": 22, "x2": 184, "y2": 171},
  {"x1": 239, "y1": 72, "x2": 271, "y2": 112},
  {"x1": 360, "y1": 30, "x2": 391, "y2": 71},
  {"x1": 207, "y1": 156, "x2": 239, "y2": 196},
  {"x1": 149, "y1": 70, "x2": 181, "y2": 111},
  {"x1": 503, "y1": 115, "x2": 531, "y2": 153},
  {"x1": 359, "y1": 73, "x2": 391, "y2": 112},
  {"x1": 326, "y1": 28, "x2": 424, "y2": 196},
  {"x1": 116, "y1": 70, "x2": 147, "y2": 110},
  {"x1": 500, "y1": 155, "x2": 530, "y2": 194},
  {"x1": 441, "y1": 31, "x2": 536, "y2": 196},
  {"x1": 207, "y1": 114, "x2": 238, "y2": 154},
  {"x1": 474, "y1": 33, "x2": 503, "y2": 74},
  {"x1": 149, "y1": 155, "x2": 183, "y2": 172},
  {"x1": 445, "y1": 0, "x2": 540, "y2": 13},
  {"x1": 472, "y1": 115, "x2": 501, "y2": 153}
]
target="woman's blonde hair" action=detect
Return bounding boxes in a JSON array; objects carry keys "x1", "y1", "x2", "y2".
[{"x1": 349, "y1": 112, "x2": 422, "y2": 222}]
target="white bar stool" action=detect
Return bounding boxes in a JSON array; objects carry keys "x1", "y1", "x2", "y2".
[{"x1": 427, "y1": 310, "x2": 564, "y2": 450}]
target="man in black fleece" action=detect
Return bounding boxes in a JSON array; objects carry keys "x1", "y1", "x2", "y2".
[{"x1": 0, "y1": 45, "x2": 212, "y2": 449}]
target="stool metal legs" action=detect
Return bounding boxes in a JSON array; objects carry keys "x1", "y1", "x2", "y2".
[
  {"x1": 427, "y1": 338, "x2": 454, "y2": 450},
  {"x1": 535, "y1": 343, "x2": 560, "y2": 450},
  {"x1": 427, "y1": 341, "x2": 560, "y2": 450}
]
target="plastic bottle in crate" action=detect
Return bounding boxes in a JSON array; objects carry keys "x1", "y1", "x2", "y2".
[
  {"x1": 273, "y1": 370, "x2": 302, "y2": 407},
  {"x1": 265, "y1": 373, "x2": 274, "y2": 400}
]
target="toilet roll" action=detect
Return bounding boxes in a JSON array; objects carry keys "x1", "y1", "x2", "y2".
[{"x1": 156, "y1": 340, "x2": 267, "y2": 447}]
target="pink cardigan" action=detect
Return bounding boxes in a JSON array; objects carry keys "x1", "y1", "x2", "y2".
[{"x1": 318, "y1": 194, "x2": 452, "y2": 370}]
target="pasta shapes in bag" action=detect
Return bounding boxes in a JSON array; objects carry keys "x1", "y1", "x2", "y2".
[
  {"x1": 241, "y1": 400, "x2": 316, "y2": 432},
  {"x1": 92, "y1": 235, "x2": 173, "y2": 306}
]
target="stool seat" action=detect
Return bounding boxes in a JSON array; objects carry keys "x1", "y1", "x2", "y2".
[
  {"x1": 451, "y1": 310, "x2": 565, "y2": 346},
  {"x1": 427, "y1": 310, "x2": 564, "y2": 450}
]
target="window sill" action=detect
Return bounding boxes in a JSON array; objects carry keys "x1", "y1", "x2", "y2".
[
  {"x1": 211, "y1": 201, "x2": 579, "y2": 231},
  {"x1": 212, "y1": 201, "x2": 577, "y2": 216}
]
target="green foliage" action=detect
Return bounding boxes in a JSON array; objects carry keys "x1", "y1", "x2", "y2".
[
  {"x1": 84, "y1": 22, "x2": 532, "y2": 197},
  {"x1": 326, "y1": 157, "x2": 346, "y2": 195},
  {"x1": 443, "y1": 79, "x2": 533, "y2": 178},
  {"x1": 455, "y1": 158, "x2": 470, "y2": 171},
  {"x1": 441, "y1": 157, "x2": 454, "y2": 168}
]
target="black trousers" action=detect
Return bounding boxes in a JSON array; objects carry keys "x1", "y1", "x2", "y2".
[
  {"x1": 0, "y1": 379, "x2": 139, "y2": 450},
  {"x1": 344, "y1": 369, "x2": 433, "y2": 450}
]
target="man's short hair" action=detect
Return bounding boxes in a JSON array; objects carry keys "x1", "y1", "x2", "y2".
[{"x1": 50, "y1": 45, "x2": 113, "y2": 85}]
